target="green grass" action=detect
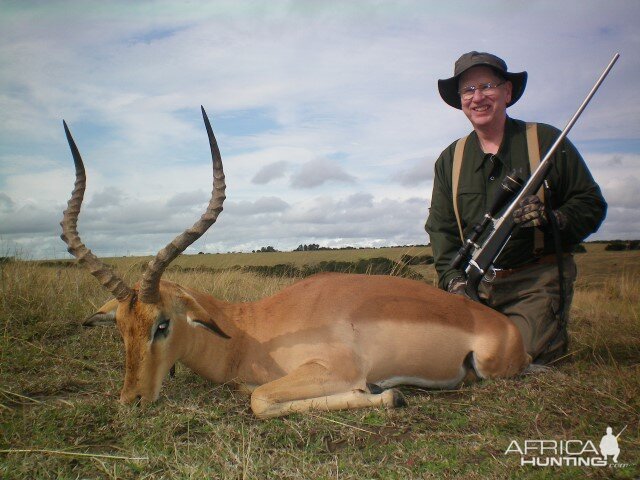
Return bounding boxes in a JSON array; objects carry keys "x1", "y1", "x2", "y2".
[{"x1": 1, "y1": 245, "x2": 639, "y2": 479}]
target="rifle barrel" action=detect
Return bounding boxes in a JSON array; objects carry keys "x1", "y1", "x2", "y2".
[{"x1": 506, "y1": 52, "x2": 620, "y2": 219}]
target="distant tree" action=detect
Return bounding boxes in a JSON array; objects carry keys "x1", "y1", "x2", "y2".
[
  {"x1": 293, "y1": 243, "x2": 321, "y2": 252},
  {"x1": 605, "y1": 240, "x2": 640, "y2": 251}
]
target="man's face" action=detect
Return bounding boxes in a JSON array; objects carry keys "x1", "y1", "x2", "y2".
[{"x1": 459, "y1": 66, "x2": 512, "y2": 131}]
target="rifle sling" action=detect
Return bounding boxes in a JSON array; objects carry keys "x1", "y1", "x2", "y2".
[
  {"x1": 452, "y1": 135, "x2": 467, "y2": 242},
  {"x1": 526, "y1": 122, "x2": 545, "y2": 255}
]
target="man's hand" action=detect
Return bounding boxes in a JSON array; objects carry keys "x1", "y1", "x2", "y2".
[
  {"x1": 447, "y1": 276, "x2": 468, "y2": 296},
  {"x1": 513, "y1": 195, "x2": 547, "y2": 227},
  {"x1": 513, "y1": 195, "x2": 568, "y2": 230}
]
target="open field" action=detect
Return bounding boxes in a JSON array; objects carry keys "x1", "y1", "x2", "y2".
[
  {"x1": 38, "y1": 246, "x2": 435, "y2": 273},
  {"x1": 1, "y1": 244, "x2": 639, "y2": 478}
]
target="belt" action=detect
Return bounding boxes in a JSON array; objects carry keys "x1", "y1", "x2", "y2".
[{"x1": 491, "y1": 253, "x2": 570, "y2": 279}]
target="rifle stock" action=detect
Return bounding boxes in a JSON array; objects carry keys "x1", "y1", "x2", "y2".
[{"x1": 459, "y1": 53, "x2": 620, "y2": 301}]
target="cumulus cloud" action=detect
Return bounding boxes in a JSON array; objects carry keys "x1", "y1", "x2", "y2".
[
  {"x1": 290, "y1": 159, "x2": 356, "y2": 189},
  {"x1": 166, "y1": 190, "x2": 208, "y2": 207},
  {"x1": 392, "y1": 158, "x2": 435, "y2": 187},
  {"x1": 89, "y1": 188, "x2": 125, "y2": 208},
  {"x1": 608, "y1": 155, "x2": 623, "y2": 167},
  {"x1": 251, "y1": 161, "x2": 290, "y2": 184},
  {"x1": 601, "y1": 175, "x2": 640, "y2": 210},
  {"x1": 0, "y1": 205, "x2": 59, "y2": 234},
  {"x1": 0, "y1": 193, "x2": 15, "y2": 211},
  {"x1": 226, "y1": 196, "x2": 290, "y2": 216}
]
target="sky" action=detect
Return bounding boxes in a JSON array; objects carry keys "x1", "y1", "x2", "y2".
[{"x1": 1, "y1": 0, "x2": 639, "y2": 259}]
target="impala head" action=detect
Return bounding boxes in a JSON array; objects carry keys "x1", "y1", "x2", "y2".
[{"x1": 61, "y1": 107, "x2": 229, "y2": 404}]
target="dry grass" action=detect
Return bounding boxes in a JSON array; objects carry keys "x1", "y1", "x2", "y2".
[{"x1": 1, "y1": 246, "x2": 639, "y2": 479}]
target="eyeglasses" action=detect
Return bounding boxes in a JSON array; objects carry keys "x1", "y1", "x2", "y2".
[{"x1": 459, "y1": 81, "x2": 505, "y2": 100}]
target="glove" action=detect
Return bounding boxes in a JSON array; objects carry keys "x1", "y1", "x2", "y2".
[
  {"x1": 512, "y1": 195, "x2": 547, "y2": 228},
  {"x1": 513, "y1": 195, "x2": 568, "y2": 230},
  {"x1": 447, "y1": 276, "x2": 468, "y2": 296}
]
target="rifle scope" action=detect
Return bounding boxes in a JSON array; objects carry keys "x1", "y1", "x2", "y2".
[{"x1": 450, "y1": 170, "x2": 523, "y2": 270}]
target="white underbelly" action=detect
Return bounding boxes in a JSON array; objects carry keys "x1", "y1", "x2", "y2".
[{"x1": 376, "y1": 365, "x2": 468, "y2": 390}]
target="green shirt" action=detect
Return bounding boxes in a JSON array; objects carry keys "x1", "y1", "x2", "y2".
[{"x1": 425, "y1": 117, "x2": 607, "y2": 290}]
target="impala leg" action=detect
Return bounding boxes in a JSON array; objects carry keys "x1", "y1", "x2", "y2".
[
  {"x1": 470, "y1": 323, "x2": 532, "y2": 378},
  {"x1": 250, "y1": 361, "x2": 405, "y2": 419}
]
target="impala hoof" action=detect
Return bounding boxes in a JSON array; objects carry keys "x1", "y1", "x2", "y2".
[
  {"x1": 382, "y1": 388, "x2": 407, "y2": 408},
  {"x1": 391, "y1": 389, "x2": 408, "y2": 408}
]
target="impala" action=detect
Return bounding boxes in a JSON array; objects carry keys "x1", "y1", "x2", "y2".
[{"x1": 61, "y1": 107, "x2": 531, "y2": 418}]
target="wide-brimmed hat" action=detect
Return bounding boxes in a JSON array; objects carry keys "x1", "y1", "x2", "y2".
[{"x1": 438, "y1": 51, "x2": 527, "y2": 109}]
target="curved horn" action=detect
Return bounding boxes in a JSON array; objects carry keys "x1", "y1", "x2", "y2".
[
  {"x1": 139, "y1": 107, "x2": 226, "y2": 304},
  {"x1": 60, "y1": 121, "x2": 134, "y2": 301}
]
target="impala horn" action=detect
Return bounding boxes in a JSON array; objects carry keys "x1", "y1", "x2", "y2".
[
  {"x1": 60, "y1": 121, "x2": 134, "y2": 301},
  {"x1": 139, "y1": 106, "x2": 226, "y2": 304}
]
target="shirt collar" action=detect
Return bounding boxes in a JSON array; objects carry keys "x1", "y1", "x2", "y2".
[{"x1": 469, "y1": 117, "x2": 515, "y2": 172}]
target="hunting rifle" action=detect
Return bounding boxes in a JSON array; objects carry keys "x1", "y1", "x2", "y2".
[{"x1": 450, "y1": 53, "x2": 620, "y2": 302}]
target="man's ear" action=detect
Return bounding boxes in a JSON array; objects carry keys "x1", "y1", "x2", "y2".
[
  {"x1": 178, "y1": 292, "x2": 231, "y2": 339},
  {"x1": 505, "y1": 80, "x2": 513, "y2": 105},
  {"x1": 83, "y1": 298, "x2": 119, "y2": 327}
]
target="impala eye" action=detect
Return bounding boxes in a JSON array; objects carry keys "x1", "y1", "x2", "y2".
[{"x1": 154, "y1": 319, "x2": 171, "y2": 339}]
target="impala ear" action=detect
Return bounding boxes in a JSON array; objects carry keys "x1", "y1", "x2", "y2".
[
  {"x1": 190, "y1": 317, "x2": 231, "y2": 339},
  {"x1": 178, "y1": 292, "x2": 231, "y2": 339},
  {"x1": 83, "y1": 298, "x2": 119, "y2": 327}
]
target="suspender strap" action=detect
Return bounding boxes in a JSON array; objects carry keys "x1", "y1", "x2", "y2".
[
  {"x1": 526, "y1": 122, "x2": 545, "y2": 255},
  {"x1": 452, "y1": 135, "x2": 468, "y2": 242}
]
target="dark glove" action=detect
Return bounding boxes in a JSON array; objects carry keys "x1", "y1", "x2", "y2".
[
  {"x1": 513, "y1": 195, "x2": 547, "y2": 228},
  {"x1": 513, "y1": 195, "x2": 568, "y2": 230},
  {"x1": 447, "y1": 276, "x2": 468, "y2": 296}
]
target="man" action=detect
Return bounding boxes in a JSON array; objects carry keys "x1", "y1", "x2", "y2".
[{"x1": 425, "y1": 51, "x2": 606, "y2": 364}]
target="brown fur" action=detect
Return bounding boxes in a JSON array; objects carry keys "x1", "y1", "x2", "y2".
[{"x1": 94, "y1": 273, "x2": 531, "y2": 418}]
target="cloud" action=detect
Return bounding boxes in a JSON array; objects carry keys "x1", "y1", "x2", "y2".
[
  {"x1": 166, "y1": 190, "x2": 208, "y2": 207},
  {"x1": 608, "y1": 155, "x2": 623, "y2": 167},
  {"x1": 0, "y1": 204, "x2": 59, "y2": 234},
  {"x1": 290, "y1": 159, "x2": 356, "y2": 189},
  {"x1": 0, "y1": 1, "x2": 639, "y2": 258},
  {"x1": 89, "y1": 188, "x2": 125, "y2": 208},
  {"x1": 0, "y1": 193, "x2": 15, "y2": 211},
  {"x1": 251, "y1": 161, "x2": 290, "y2": 184},
  {"x1": 601, "y1": 175, "x2": 640, "y2": 210},
  {"x1": 226, "y1": 196, "x2": 290, "y2": 216},
  {"x1": 392, "y1": 158, "x2": 435, "y2": 186}
]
